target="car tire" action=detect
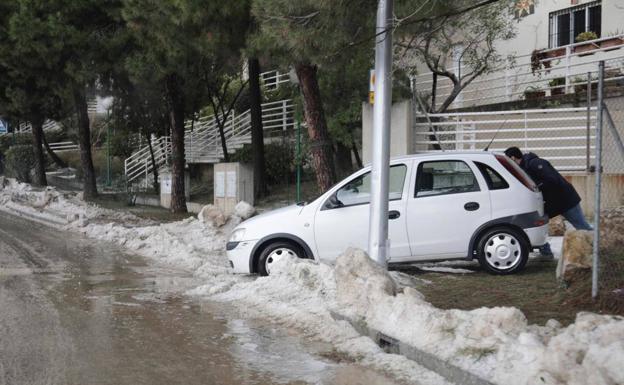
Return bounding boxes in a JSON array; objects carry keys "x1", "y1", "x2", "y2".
[
  {"x1": 476, "y1": 227, "x2": 529, "y2": 275},
  {"x1": 257, "y1": 241, "x2": 304, "y2": 276}
]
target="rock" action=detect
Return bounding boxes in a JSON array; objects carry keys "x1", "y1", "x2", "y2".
[
  {"x1": 334, "y1": 248, "x2": 397, "y2": 314},
  {"x1": 600, "y1": 206, "x2": 624, "y2": 252},
  {"x1": 233, "y1": 201, "x2": 255, "y2": 220},
  {"x1": 548, "y1": 215, "x2": 566, "y2": 236},
  {"x1": 198, "y1": 204, "x2": 227, "y2": 227},
  {"x1": 67, "y1": 213, "x2": 80, "y2": 223},
  {"x1": 556, "y1": 230, "x2": 593, "y2": 282}
]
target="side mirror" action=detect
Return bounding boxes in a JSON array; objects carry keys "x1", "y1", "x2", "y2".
[{"x1": 326, "y1": 194, "x2": 344, "y2": 209}]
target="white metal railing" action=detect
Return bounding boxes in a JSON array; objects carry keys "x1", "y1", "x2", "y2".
[
  {"x1": 413, "y1": 34, "x2": 624, "y2": 110},
  {"x1": 125, "y1": 98, "x2": 295, "y2": 184},
  {"x1": 413, "y1": 107, "x2": 598, "y2": 171},
  {"x1": 260, "y1": 70, "x2": 291, "y2": 90},
  {"x1": 48, "y1": 141, "x2": 78, "y2": 152},
  {"x1": 17, "y1": 120, "x2": 61, "y2": 133},
  {"x1": 124, "y1": 136, "x2": 171, "y2": 186}
]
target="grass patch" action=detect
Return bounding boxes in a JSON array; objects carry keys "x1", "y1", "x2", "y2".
[
  {"x1": 458, "y1": 347, "x2": 497, "y2": 361},
  {"x1": 394, "y1": 258, "x2": 624, "y2": 326},
  {"x1": 91, "y1": 194, "x2": 196, "y2": 222}
]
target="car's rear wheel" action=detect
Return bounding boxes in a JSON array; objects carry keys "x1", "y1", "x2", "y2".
[
  {"x1": 257, "y1": 241, "x2": 304, "y2": 276},
  {"x1": 476, "y1": 227, "x2": 529, "y2": 275}
]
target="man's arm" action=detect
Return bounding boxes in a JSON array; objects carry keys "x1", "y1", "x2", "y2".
[{"x1": 529, "y1": 158, "x2": 561, "y2": 187}]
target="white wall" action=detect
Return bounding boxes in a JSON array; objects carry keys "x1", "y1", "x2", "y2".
[
  {"x1": 497, "y1": 0, "x2": 624, "y2": 58},
  {"x1": 362, "y1": 101, "x2": 413, "y2": 164}
]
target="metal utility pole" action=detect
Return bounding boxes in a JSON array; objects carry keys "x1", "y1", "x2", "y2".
[
  {"x1": 368, "y1": 0, "x2": 393, "y2": 268},
  {"x1": 592, "y1": 61, "x2": 604, "y2": 299}
]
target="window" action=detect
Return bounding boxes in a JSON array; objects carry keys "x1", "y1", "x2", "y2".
[
  {"x1": 549, "y1": 1, "x2": 601, "y2": 48},
  {"x1": 330, "y1": 164, "x2": 407, "y2": 208},
  {"x1": 475, "y1": 162, "x2": 509, "y2": 190},
  {"x1": 415, "y1": 161, "x2": 480, "y2": 198}
]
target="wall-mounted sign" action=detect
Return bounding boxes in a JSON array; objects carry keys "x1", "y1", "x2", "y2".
[
  {"x1": 514, "y1": 0, "x2": 535, "y2": 19},
  {"x1": 215, "y1": 171, "x2": 225, "y2": 198},
  {"x1": 226, "y1": 171, "x2": 237, "y2": 198},
  {"x1": 161, "y1": 174, "x2": 172, "y2": 194},
  {"x1": 369, "y1": 69, "x2": 375, "y2": 104}
]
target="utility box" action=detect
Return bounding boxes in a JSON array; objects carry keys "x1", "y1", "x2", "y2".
[
  {"x1": 160, "y1": 169, "x2": 190, "y2": 209},
  {"x1": 214, "y1": 162, "x2": 254, "y2": 215}
]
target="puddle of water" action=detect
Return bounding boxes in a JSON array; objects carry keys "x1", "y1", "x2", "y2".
[{"x1": 1, "y1": 212, "x2": 410, "y2": 385}]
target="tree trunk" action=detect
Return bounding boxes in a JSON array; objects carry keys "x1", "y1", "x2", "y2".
[
  {"x1": 216, "y1": 118, "x2": 230, "y2": 162},
  {"x1": 42, "y1": 132, "x2": 67, "y2": 168},
  {"x1": 30, "y1": 115, "x2": 47, "y2": 187},
  {"x1": 248, "y1": 57, "x2": 267, "y2": 199},
  {"x1": 166, "y1": 75, "x2": 187, "y2": 213},
  {"x1": 334, "y1": 140, "x2": 353, "y2": 178},
  {"x1": 74, "y1": 87, "x2": 98, "y2": 199},
  {"x1": 146, "y1": 133, "x2": 159, "y2": 193},
  {"x1": 430, "y1": 72, "x2": 437, "y2": 113},
  {"x1": 351, "y1": 134, "x2": 363, "y2": 169},
  {"x1": 295, "y1": 63, "x2": 336, "y2": 192}
]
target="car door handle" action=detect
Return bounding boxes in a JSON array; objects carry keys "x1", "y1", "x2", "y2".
[
  {"x1": 389, "y1": 210, "x2": 401, "y2": 220},
  {"x1": 464, "y1": 202, "x2": 480, "y2": 211}
]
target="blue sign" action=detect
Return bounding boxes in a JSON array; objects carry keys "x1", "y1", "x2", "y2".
[{"x1": 0, "y1": 120, "x2": 7, "y2": 134}]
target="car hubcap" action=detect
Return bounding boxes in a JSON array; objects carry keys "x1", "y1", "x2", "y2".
[
  {"x1": 484, "y1": 233, "x2": 522, "y2": 270},
  {"x1": 265, "y1": 248, "x2": 296, "y2": 274}
]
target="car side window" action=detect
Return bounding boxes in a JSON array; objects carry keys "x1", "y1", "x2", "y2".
[
  {"x1": 415, "y1": 160, "x2": 480, "y2": 198},
  {"x1": 332, "y1": 164, "x2": 407, "y2": 207},
  {"x1": 475, "y1": 161, "x2": 509, "y2": 190}
]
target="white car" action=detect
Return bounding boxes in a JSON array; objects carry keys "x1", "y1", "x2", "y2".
[{"x1": 227, "y1": 152, "x2": 549, "y2": 276}]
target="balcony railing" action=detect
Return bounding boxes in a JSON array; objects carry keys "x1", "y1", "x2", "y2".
[{"x1": 412, "y1": 34, "x2": 624, "y2": 110}]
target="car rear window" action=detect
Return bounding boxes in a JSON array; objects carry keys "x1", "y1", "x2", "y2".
[{"x1": 475, "y1": 162, "x2": 509, "y2": 190}]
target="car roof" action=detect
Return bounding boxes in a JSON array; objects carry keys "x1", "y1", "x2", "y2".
[{"x1": 364, "y1": 151, "x2": 503, "y2": 167}]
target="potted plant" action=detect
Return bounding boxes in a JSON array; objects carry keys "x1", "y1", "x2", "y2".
[
  {"x1": 573, "y1": 76, "x2": 589, "y2": 94},
  {"x1": 601, "y1": 32, "x2": 624, "y2": 51},
  {"x1": 575, "y1": 31, "x2": 599, "y2": 56},
  {"x1": 548, "y1": 77, "x2": 566, "y2": 96},
  {"x1": 524, "y1": 86, "x2": 546, "y2": 100},
  {"x1": 530, "y1": 49, "x2": 551, "y2": 76},
  {"x1": 544, "y1": 47, "x2": 566, "y2": 59}
]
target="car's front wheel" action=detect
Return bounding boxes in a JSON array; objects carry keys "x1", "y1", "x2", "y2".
[
  {"x1": 476, "y1": 227, "x2": 529, "y2": 275},
  {"x1": 257, "y1": 241, "x2": 304, "y2": 276}
]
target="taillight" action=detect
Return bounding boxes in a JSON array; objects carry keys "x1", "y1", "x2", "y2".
[{"x1": 495, "y1": 154, "x2": 539, "y2": 192}]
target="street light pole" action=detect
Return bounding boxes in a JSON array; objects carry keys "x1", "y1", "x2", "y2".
[{"x1": 368, "y1": 0, "x2": 393, "y2": 268}]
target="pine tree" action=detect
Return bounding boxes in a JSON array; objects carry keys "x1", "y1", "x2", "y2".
[
  {"x1": 122, "y1": 0, "x2": 249, "y2": 212},
  {"x1": 250, "y1": 0, "x2": 377, "y2": 192}
]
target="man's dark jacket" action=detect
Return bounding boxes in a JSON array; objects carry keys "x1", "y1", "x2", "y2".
[{"x1": 520, "y1": 153, "x2": 580, "y2": 217}]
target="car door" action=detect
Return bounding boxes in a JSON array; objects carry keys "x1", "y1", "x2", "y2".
[
  {"x1": 404, "y1": 159, "x2": 492, "y2": 261},
  {"x1": 313, "y1": 162, "x2": 412, "y2": 263}
]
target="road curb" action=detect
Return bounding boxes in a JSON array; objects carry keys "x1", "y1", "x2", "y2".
[
  {"x1": 0, "y1": 205, "x2": 68, "y2": 227},
  {"x1": 330, "y1": 311, "x2": 495, "y2": 385}
]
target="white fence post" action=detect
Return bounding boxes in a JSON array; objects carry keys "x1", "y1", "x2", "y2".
[
  {"x1": 282, "y1": 100, "x2": 288, "y2": 131},
  {"x1": 455, "y1": 116, "x2": 461, "y2": 150},
  {"x1": 523, "y1": 111, "x2": 528, "y2": 151},
  {"x1": 505, "y1": 60, "x2": 512, "y2": 101},
  {"x1": 144, "y1": 158, "x2": 148, "y2": 190},
  {"x1": 564, "y1": 45, "x2": 572, "y2": 94}
]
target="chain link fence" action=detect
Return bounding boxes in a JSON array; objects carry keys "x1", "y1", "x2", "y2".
[{"x1": 592, "y1": 61, "x2": 624, "y2": 306}]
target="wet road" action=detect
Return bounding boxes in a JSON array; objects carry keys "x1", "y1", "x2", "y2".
[{"x1": 0, "y1": 213, "x2": 403, "y2": 385}]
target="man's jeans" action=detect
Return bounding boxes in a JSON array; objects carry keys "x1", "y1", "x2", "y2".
[{"x1": 539, "y1": 203, "x2": 592, "y2": 255}]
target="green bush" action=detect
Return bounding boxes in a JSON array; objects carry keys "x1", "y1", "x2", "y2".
[
  {"x1": 0, "y1": 129, "x2": 66, "y2": 155},
  {"x1": 4, "y1": 145, "x2": 34, "y2": 182},
  {"x1": 106, "y1": 130, "x2": 136, "y2": 158},
  {"x1": 58, "y1": 149, "x2": 125, "y2": 184},
  {"x1": 576, "y1": 31, "x2": 598, "y2": 42},
  {"x1": 231, "y1": 142, "x2": 304, "y2": 185}
]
